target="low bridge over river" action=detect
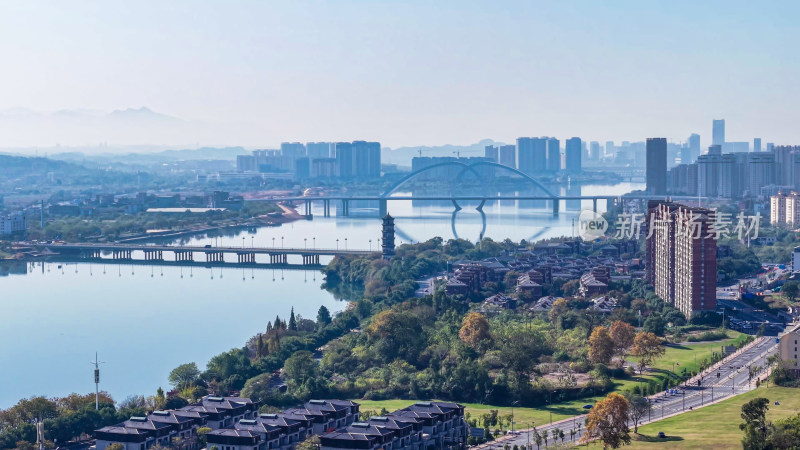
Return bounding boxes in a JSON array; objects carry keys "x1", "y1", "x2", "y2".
[{"x1": 42, "y1": 243, "x2": 377, "y2": 267}]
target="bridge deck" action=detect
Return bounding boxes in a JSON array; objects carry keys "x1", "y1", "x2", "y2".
[{"x1": 44, "y1": 243, "x2": 376, "y2": 256}]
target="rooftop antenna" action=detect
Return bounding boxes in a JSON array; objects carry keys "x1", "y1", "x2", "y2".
[
  {"x1": 90, "y1": 352, "x2": 105, "y2": 410},
  {"x1": 418, "y1": 148, "x2": 423, "y2": 157}
]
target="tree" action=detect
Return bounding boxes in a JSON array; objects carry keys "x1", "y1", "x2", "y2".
[
  {"x1": 548, "y1": 298, "x2": 569, "y2": 329},
  {"x1": 630, "y1": 332, "x2": 665, "y2": 374},
  {"x1": 256, "y1": 334, "x2": 265, "y2": 358},
  {"x1": 623, "y1": 393, "x2": 650, "y2": 433},
  {"x1": 106, "y1": 444, "x2": 124, "y2": 450},
  {"x1": 283, "y1": 350, "x2": 317, "y2": 386},
  {"x1": 589, "y1": 326, "x2": 614, "y2": 365},
  {"x1": 168, "y1": 363, "x2": 200, "y2": 389},
  {"x1": 288, "y1": 307, "x2": 298, "y2": 331},
  {"x1": 643, "y1": 314, "x2": 666, "y2": 336},
  {"x1": 740, "y1": 397, "x2": 770, "y2": 450},
  {"x1": 317, "y1": 305, "x2": 332, "y2": 326},
  {"x1": 783, "y1": 281, "x2": 799, "y2": 303},
  {"x1": 581, "y1": 392, "x2": 631, "y2": 449},
  {"x1": 609, "y1": 321, "x2": 636, "y2": 364},
  {"x1": 459, "y1": 312, "x2": 491, "y2": 349}
]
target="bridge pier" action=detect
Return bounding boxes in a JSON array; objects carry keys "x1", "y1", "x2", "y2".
[
  {"x1": 323, "y1": 199, "x2": 330, "y2": 217},
  {"x1": 269, "y1": 253, "x2": 288, "y2": 264},
  {"x1": 593, "y1": 198, "x2": 598, "y2": 213},
  {"x1": 237, "y1": 252, "x2": 256, "y2": 264},
  {"x1": 552, "y1": 199, "x2": 559, "y2": 216},
  {"x1": 379, "y1": 198, "x2": 387, "y2": 217},
  {"x1": 341, "y1": 199, "x2": 349, "y2": 216},
  {"x1": 144, "y1": 250, "x2": 164, "y2": 261},
  {"x1": 112, "y1": 250, "x2": 132, "y2": 260},
  {"x1": 174, "y1": 250, "x2": 194, "y2": 262},
  {"x1": 205, "y1": 252, "x2": 224, "y2": 263},
  {"x1": 304, "y1": 199, "x2": 312, "y2": 216},
  {"x1": 301, "y1": 254, "x2": 321, "y2": 265}
]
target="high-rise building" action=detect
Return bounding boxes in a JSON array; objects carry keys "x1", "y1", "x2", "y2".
[
  {"x1": 306, "y1": 142, "x2": 333, "y2": 160},
  {"x1": 333, "y1": 141, "x2": 381, "y2": 179},
  {"x1": 516, "y1": 137, "x2": 547, "y2": 174},
  {"x1": 546, "y1": 137, "x2": 561, "y2": 172},
  {"x1": 754, "y1": 138, "x2": 762, "y2": 153},
  {"x1": 605, "y1": 141, "x2": 615, "y2": 159},
  {"x1": 771, "y1": 193, "x2": 788, "y2": 225},
  {"x1": 688, "y1": 133, "x2": 701, "y2": 162},
  {"x1": 280, "y1": 142, "x2": 306, "y2": 159},
  {"x1": 589, "y1": 141, "x2": 600, "y2": 161},
  {"x1": 565, "y1": 137, "x2": 582, "y2": 173},
  {"x1": 334, "y1": 142, "x2": 354, "y2": 178},
  {"x1": 712, "y1": 119, "x2": 725, "y2": 146},
  {"x1": 646, "y1": 138, "x2": 667, "y2": 195},
  {"x1": 484, "y1": 145, "x2": 499, "y2": 162},
  {"x1": 747, "y1": 153, "x2": 776, "y2": 196},
  {"x1": 647, "y1": 201, "x2": 716, "y2": 318},
  {"x1": 673, "y1": 205, "x2": 717, "y2": 317},
  {"x1": 786, "y1": 194, "x2": 800, "y2": 228},
  {"x1": 499, "y1": 145, "x2": 516, "y2": 169}
]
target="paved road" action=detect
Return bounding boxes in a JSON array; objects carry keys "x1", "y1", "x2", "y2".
[{"x1": 480, "y1": 337, "x2": 778, "y2": 448}]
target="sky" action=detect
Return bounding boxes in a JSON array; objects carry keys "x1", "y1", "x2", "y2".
[{"x1": 0, "y1": 0, "x2": 799, "y2": 150}]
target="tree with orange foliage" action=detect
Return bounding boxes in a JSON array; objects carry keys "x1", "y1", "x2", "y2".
[
  {"x1": 609, "y1": 321, "x2": 636, "y2": 365},
  {"x1": 458, "y1": 312, "x2": 491, "y2": 349},
  {"x1": 589, "y1": 326, "x2": 614, "y2": 365},
  {"x1": 630, "y1": 331, "x2": 665, "y2": 374},
  {"x1": 580, "y1": 392, "x2": 631, "y2": 449}
]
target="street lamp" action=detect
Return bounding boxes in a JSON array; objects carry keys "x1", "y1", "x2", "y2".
[
  {"x1": 304, "y1": 238, "x2": 307, "y2": 249},
  {"x1": 251, "y1": 236, "x2": 254, "y2": 248},
  {"x1": 242, "y1": 237, "x2": 245, "y2": 249},
  {"x1": 281, "y1": 236, "x2": 284, "y2": 249},
  {"x1": 336, "y1": 239, "x2": 339, "y2": 250},
  {"x1": 511, "y1": 401, "x2": 519, "y2": 433},
  {"x1": 369, "y1": 239, "x2": 372, "y2": 251},
  {"x1": 313, "y1": 237, "x2": 316, "y2": 249},
  {"x1": 272, "y1": 237, "x2": 275, "y2": 248},
  {"x1": 344, "y1": 237, "x2": 348, "y2": 250}
]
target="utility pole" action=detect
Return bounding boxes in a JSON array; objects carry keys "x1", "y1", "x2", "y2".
[{"x1": 91, "y1": 352, "x2": 105, "y2": 410}]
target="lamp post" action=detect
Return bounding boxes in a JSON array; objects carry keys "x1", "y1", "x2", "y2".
[
  {"x1": 304, "y1": 238, "x2": 307, "y2": 249},
  {"x1": 369, "y1": 239, "x2": 372, "y2": 251},
  {"x1": 242, "y1": 237, "x2": 245, "y2": 249},
  {"x1": 313, "y1": 237, "x2": 316, "y2": 249},
  {"x1": 251, "y1": 236, "x2": 254, "y2": 248},
  {"x1": 344, "y1": 237, "x2": 348, "y2": 250},
  {"x1": 272, "y1": 237, "x2": 275, "y2": 248},
  {"x1": 281, "y1": 236, "x2": 284, "y2": 249},
  {"x1": 336, "y1": 239, "x2": 339, "y2": 250},
  {"x1": 511, "y1": 401, "x2": 519, "y2": 433}
]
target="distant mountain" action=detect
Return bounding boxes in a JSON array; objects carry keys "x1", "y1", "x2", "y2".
[
  {"x1": 0, "y1": 107, "x2": 200, "y2": 148},
  {"x1": 382, "y1": 139, "x2": 507, "y2": 167}
]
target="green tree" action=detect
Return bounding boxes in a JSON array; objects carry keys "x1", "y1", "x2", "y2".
[
  {"x1": 623, "y1": 392, "x2": 650, "y2": 433},
  {"x1": 782, "y1": 281, "x2": 799, "y2": 303},
  {"x1": 317, "y1": 305, "x2": 332, "y2": 326},
  {"x1": 288, "y1": 307, "x2": 298, "y2": 331},
  {"x1": 106, "y1": 444, "x2": 124, "y2": 450},
  {"x1": 283, "y1": 351, "x2": 317, "y2": 386},
  {"x1": 740, "y1": 397, "x2": 770, "y2": 450},
  {"x1": 168, "y1": 363, "x2": 200, "y2": 389}
]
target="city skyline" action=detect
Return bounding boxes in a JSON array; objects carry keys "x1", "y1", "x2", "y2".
[{"x1": 1, "y1": 1, "x2": 799, "y2": 149}]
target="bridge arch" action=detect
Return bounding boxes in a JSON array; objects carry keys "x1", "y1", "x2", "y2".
[
  {"x1": 381, "y1": 160, "x2": 556, "y2": 198},
  {"x1": 380, "y1": 161, "x2": 483, "y2": 197}
]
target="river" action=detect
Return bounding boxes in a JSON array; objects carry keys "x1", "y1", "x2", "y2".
[{"x1": 0, "y1": 181, "x2": 642, "y2": 407}]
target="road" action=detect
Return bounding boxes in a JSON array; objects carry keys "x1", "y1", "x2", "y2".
[{"x1": 479, "y1": 337, "x2": 778, "y2": 448}]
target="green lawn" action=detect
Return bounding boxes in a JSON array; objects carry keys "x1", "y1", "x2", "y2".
[
  {"x1": 584, "y1": 386, "x2": 800, "y2": 449},
  {"x1": 356, "y1": 332, "x2": 747, "y2": 430}
]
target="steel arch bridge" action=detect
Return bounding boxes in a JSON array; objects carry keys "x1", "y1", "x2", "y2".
[{"x1": 380, "y1": 160, "x2": 557, "y2": 198}]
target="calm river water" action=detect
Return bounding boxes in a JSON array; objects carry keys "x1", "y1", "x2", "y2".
[{"x1": 0, "y1": 182, "x2": 642, "y2": 407}]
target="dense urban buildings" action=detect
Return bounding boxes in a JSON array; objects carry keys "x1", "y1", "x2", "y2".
[
  {"x1": 646, "y1": 201, "x2": 717, "y2": 318},
  {"x1": 645, "y1": 138, "x2": 667, "y2": 195},
  {"x1": 235, "y1": 141, "x2": 381, "y2": 180},
  {"x1": 565, "y1": 137, "x2": 582, "y2": 173},
  {"x1": 712, "y1": 119, "x2": 725, "y2": 146}
]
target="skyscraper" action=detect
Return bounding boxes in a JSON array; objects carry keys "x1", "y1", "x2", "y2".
[
  {"x1": 565, "y1": 137, "x2": 582, "y2": 173},
  {"x1": 688, "y1": 133, "x2": 700, "y2": 161},
  {"x1": 646, "y1": 138, "x2": 667, "y2": 195},
  {"x1": 334, "y1": 142, "x2": 354, "y2": 178},
  {"x1": 546, "y1": 137, "x2": 561, "y2": 172},
  {"x1": 516, "y1": 137, "x2": 547, "y2": 174},
  {"x1": 484, "y1": 145, "x2": 499, "y2": 162},
  {"x1": 753, "y1": 138, "x2": 762, "y2": 153},
  {"x1": 647, "y1": 201, "x2": 717, "y2": 318},
  {"x1": 352, "y1": 141, "x2": 381, "y2": 179},
  {"x1": 589, "y1": 141, "x2": 600, "y2": 161},
  {"x1": 499, "y1": 145, "x2": 516, "y2": 169},
  {"x1": 712, "y1": 119, "x2": 725, "y2": 146}
]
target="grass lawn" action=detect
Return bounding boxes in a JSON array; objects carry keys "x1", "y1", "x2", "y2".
[
  {"x1": 584, "y1": 386, "x2": 800, "y2": 449},
  {"x1": 356, "y1": 332, "x2": 747, "y2": 430}
]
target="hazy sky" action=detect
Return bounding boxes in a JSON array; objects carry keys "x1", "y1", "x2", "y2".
[{"x1": 1, "y1": 0, "x2": 799, "y2": 149}]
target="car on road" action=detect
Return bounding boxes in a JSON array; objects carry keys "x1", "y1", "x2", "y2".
[
  {"x1": 582, "y1": 404, "x2": 593, "y2": 409},
  {"x1": 658, "y1": 432, "x2": 666, "y2": 438}
]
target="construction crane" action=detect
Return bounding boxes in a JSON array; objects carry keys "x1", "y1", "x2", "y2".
[{"x1": 452, "y1": 150, "x2": 461, "y2": 158}]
